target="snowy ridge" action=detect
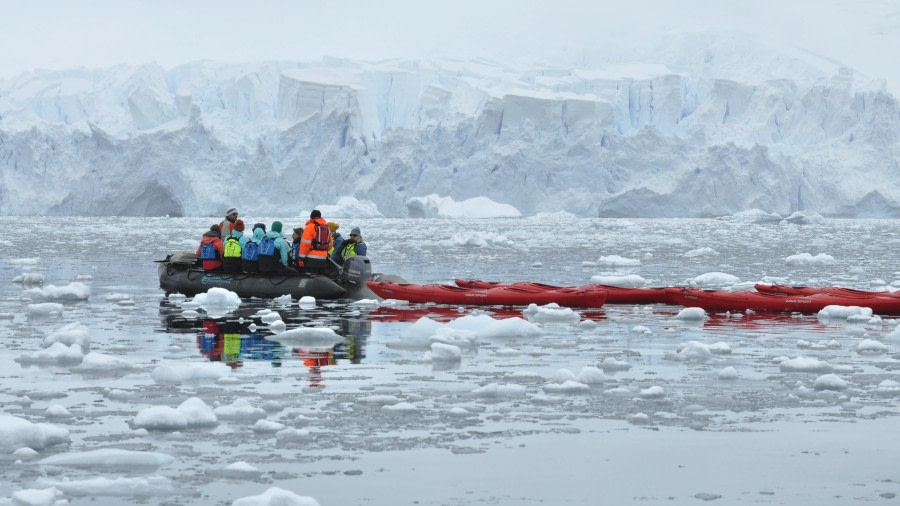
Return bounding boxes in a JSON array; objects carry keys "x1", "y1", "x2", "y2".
[{"x1": 1, "y1": 38, "x2": 898, "y2": 217}]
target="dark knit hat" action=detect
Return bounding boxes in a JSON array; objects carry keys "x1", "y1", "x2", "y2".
[
  {"x1": 233, "y1": 219, "x2": 245, "y2": 232},
  {"x1": 310, "y1": 209, "x2": 321, "y2": 219},
  {"x1": 210, "y1": 224, "x2": 221, "y2": 234},
  {"x1": 350, "y1": 227, "x2": 361, "y2": 237},
  {"x1": 271, "y1": 221, "x2": 283, "y2": 233},
  {"x1": 252, "y1": 223, "x2": 266, "y2": 233}
]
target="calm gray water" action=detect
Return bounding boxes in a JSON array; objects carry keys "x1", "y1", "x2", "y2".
[{"x1": 1, "y1": 217, "x2": 899, "y2": 505}]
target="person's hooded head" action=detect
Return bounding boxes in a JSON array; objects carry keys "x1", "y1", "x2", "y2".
[
  {"x1": 310, "y1": 210, "x2": 321, "y2": 220},
  {"x1": 271, "y1": 221, "x2": 283, "y2": 234}
]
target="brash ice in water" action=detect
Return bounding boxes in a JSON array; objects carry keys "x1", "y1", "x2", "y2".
[{"x1": 1, "y1": 216, "x2": 899, "y2": 505}]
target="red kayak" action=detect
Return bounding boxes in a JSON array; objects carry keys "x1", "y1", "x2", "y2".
[
  {"x1": 367, "y1": 281, "x2": 607, "y2": 307},
  {"x1": 667, "y1": 287, "x2": 900, "y2": 315},
  {"x1": 755, "y1": 283, "x2": 900, "y2": 298},
  {"x1": 454, "y1": 279, "x2": 673, "y2": 305}
]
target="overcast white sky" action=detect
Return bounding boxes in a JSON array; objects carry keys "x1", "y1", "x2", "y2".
[{"x1": 1, "y1": 0, "x2": 897, "y2": 89}]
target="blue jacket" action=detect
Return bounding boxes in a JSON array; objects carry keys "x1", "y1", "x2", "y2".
[
  {"x1": 264, "y1": 230, "x2": 290, "y2": 266},
  {"x1": 331, "y1": 232, "x2": 345, "y2": 259}
]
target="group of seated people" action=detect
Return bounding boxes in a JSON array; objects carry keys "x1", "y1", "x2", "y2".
[{"x1": 196, "y1": 208, "x2": 367, "y2": 275}]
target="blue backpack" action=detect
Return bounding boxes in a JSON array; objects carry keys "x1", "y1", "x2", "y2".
[
  {"x1": 258, "y1": 236, "x2": 276, "y2": 257},
  {"x1": 199, "y1": 242, "x2": 218, "y2": 260},
  {"x1": 241, "y1": 240, "x2": 260, "y2": 261}
]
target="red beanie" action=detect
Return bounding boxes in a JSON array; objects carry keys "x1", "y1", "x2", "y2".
[{"x1": 234, "y1": 219, "x2": 245, "y2": 232}]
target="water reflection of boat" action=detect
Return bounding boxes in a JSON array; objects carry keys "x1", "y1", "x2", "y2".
[{"x1": 194, "y1": 316, "x2": 370, "y2": 374}]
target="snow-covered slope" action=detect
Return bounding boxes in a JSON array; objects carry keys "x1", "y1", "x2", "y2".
[{"x1": 1, "y1": 33, "x2": 898, "y2": 217}]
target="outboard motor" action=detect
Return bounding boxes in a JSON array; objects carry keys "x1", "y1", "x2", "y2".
[{"x1": 339, "y1": 256, "x2": 371, "y2": 286}]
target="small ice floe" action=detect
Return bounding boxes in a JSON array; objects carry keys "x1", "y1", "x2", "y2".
[
  {"x1": 267, "y1": 326, "x2": 343, "y2": 347},
  {"x1": 74, "y1": 274, "x2": 93, "y2": 281},
  {"x1": 629, "y1": 413, "x2": 651, "y2": 424},
  {"x1": 675, "y1": 341, "x2": 713, "y2": 360},
  {"x1": 429, "y1": 342, "x2": 462, "y2": 362},
  {"x1": 0, "y1": 415, "x2": 70, "y2": 452},
  {"x1": 38, "y1": 448, "x2": 175, "y2": 470},
  {"x1": 13, "y1": 447, "x2": 40, "y2": 460},
  {"x1": 12, "y1": 272, "x2": 44, "y2": 285},
  {"x1": 44, "y1": 404, "x2": 72, "y2": 419},
  {"x1": 273, "y1": 294, "x2": 292, "y2": 306},
  {"x1": 543, "y1": 380, "x2": 590, "y2": 393},
  {"x1": 857, "y1": 339, "x2": 889, "y2": 354},
  {"x1": 553, "y1": 368, "x2": 577, "y2": 383},
  {"x1": 797, "y1": 339, "x2": 841, "y2": 350},
  {"x1": 252, "y1": 419, "x2": 286, "y2": 433},
  {"x1": 639, "y1": 386, "x2": 665, "y2": 398},
  {"x1": 818, "y1": 305, "x2": 873, "y2": 319},
  {"x1": 0, "y1": 312, "x2": 14, "y2": 320},
  {"x1": 356, "y1": 395, "x2": 403, "y2": 406},
  {"x1": 600, "y1": 358, "x2": 632, "y2": 372},
  {"x1": 578, "y1": 319, "x2": 598, "y2": 331},
  {"x1": 26, "y1": 303, "x2": 64, "y2": 318},
  {"x1": 523, "y1": 303, "x2": 581, "y2": 324},
  {"x1": 595, "y1": 255, "x2": 640, "y2": 267},
  {"x1": 217, "y1": 461, "x2": 263, "y2": 480},
  {"x1": 16, "y1": 342, "x2": 84, "y2": 365},
  {"x1": 779, "y1": 357, "x2": 833, "y2": 373},
  {"x1": 814, "y1": 374, "x2": 848, "y2": 391},
  {"x1": 785, "y1": 252, "x2": 834, "y2": 266},
  {"x1": 150, "y1": 361, "x2": 230, "y2": 384},
  {"x1": 22, "y1": 282, "x2": 91, "y2": 301},
  {"x1": 192, "y1": 287, "x2": 241, "y2": 317},
  {"x1": 589, "y1": 274, "x2": 647, "y2": 287},
  {"x1": 71, "y1": 352, "x2": 136, "y2": 374},
  {"x1": 105, "y1": 293, "x2": 131, "y2": 302},
  {"x1": 449, "y1": 407, "x2": 470, "y2": 416},
  {"x1": 4, "y1": 487, "x2": 63, "y2": 505},
  {"x1": 7, "y1": 257, "x2": 39, "y2": 265},
  {"x1": 630, "y1": 325, "x2": 652, "y2": 334},
  {"x1": 275, "y1": 428, "x2": 312, "y2": 443},
  {"x1": 35, "y1": 475, "x2": 176, "y2": 498},
  {"x1": 576, "y1": 366, "x2": 605, "y2": 384},
  {"x1": 430, "y1": 328, "x2": 478, "y2": 347},
  {"x1": 181, "y1": 309, "x2": 200, "y2": 318},
  {"x1": 717, "y1": 366, "x2": 739, "y2": 380},
  {"x1": 213, "y1": 399, "x2": 267, "y2": 422},
  {"x1": 232, "y1": 487, "x2": 320, "y2": 506},
  {"x1": 683, "y1": 247, "x2": 719, "y2": 258},
  {"x1": 298, "y1": 296, "x2": 317, "y2": 308},
  {"x1": 258, "y1": 312, "x2": 282, "y2": 324},
  {"x1": 43, "y1": 322, "x2": 91, "y2": 353},
  {"x1": 531, "y1": 262, "x2": 543, "y2": 268},
  {"x1": 133, "y1": 398, "x2": 218, "y2": 430},
  {"x1": 268, "y1": 320, "x2": 287, "y2": 334},
  {"x1": 689, "y1": 272, "x2": 740, "y2": 288},
  {"x1": 674, "y1": 307, "x2": 708, "y2": 320},
  {"x1": 350, "y1": 298, "x2": 379, "y2": 306},
  {"x1": 452, "y1": 314, "x2": 542, "y2": 338},
  {"x1": 471, "y1": 383, "x2": 527, "y2": 398},
  {"x1": 781, "y1": 210, "x2": 825, "y2": 225},
  {"x1": 383, "y1": 402, "x2": 419, "y2": 412},
  {"x1": 874, "y1": 380, "x2": 900, "y2": 395}
]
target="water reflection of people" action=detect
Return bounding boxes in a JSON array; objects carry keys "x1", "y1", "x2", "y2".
[
  {"x1": 196, "y1": 320, "x2": 286, "y2": 369},
  {"x1": 192, "y1": 315, "x2": 370, "y2": 377}
]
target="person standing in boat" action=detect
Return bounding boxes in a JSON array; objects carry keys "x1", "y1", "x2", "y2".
[
  {"x1": 297, "y1": 210, "x2": 332, "y2": 274},
  {"x1": 333, "y1": 226, "x2": 367, "y2": 267},
  {"x1": 258, "y1": 221, "x2": 290, "y2": 273},
  {"x1": 196, "y1": 224, "x2": 225, "y2": 271},
  {"x1": 222, "y1": 219, "x2": 245, "y2": 274},
  {"x1": 240, "y1": 223, "x2": 267, "y2": 273},
  {"x1": 219, "y1": 208, "x2": 239, "y2": 239}
]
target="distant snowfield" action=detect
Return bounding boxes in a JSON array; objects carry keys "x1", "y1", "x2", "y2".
[{"x1": 0, "y1": 25, "x2": 898, "y2": 218}]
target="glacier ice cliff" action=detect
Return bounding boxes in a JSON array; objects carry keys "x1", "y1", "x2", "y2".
[{"x1": 1, "y1": 49, "x2": 898, "y2": 217}]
